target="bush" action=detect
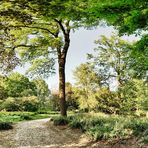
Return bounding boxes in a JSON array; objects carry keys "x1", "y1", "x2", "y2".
[
  {"x1": 20, "y1": 96, "x2": 39, "y2": 112},
  {"x1": 20, "y1": 114, "x2": 33, "y2": 120},
  {"x1": 0, "y1": 122, "x2": 13, "y2": 130},
  {"x1": 61, "y1": 114, "x2": 148, "y2": 142},
  {"x1": 1, "y1": 97, "x2": 20, "y2": 111},
  {"x1": 95, "y1": 88, "x2": 120, "y2": 114},
  {"x1": 142, "y1": 135, "x2": 148, "y2": 143},
  {"x1": 126, "y1": 119, "x2": 148, "y2": 136},
  {"x1": 1, "y1": 96, "x2": 39, "y2": 112},
  {"x1": 52, "y1": 116, "x2": 69, "y2": 126}
]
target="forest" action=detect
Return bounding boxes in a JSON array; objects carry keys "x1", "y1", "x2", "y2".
[{"x1": 0, "y1": 0, "x2": 148, "y2": 147}]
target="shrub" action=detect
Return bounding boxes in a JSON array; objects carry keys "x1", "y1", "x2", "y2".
[
  {"x1": 20, "y1": 96, "x2": 39, "y2": 112},
  {"x1": 62, "y1": 114, "x2": 148, "y2": 142},
  {"x1": 126, "y1": 119, "x2": 148, "y2": 136},
  {"x1": 0, "y1": 122, "x2": 13, "y2": 130},
  {"x1": 1, "y1": 97, "x2": 20, "y2": 111},
  {"x1": 1, "y1": 96, "x2": 39, "y2": 112},
  {"x1": 142, "y1": 135, "x2": 148, "y2": 143},
  {"x1": 20, "y1": 114, "x2": 33, "y2": 120},
  {"x1": 68, "y1": 117, "x2": 85, "y2": 131},
  {"x1": 52, "y1": 116, "x2": 69, "y2": 126}
]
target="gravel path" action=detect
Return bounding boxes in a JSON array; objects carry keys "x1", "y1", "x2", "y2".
[
  {"x1": 0, "y1": 118, "x2": 146, "y2": 148},
  {"x1": 0, "y1": 118, "x2": 90, "y2": 148}
]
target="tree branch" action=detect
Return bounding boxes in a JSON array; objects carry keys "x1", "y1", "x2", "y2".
[
  {"x1": 54, "y1": 19, "x2": 66, "y2": 35},
  {"x1": 9, "y1": 25, "x2": 56, "y2": 37}
]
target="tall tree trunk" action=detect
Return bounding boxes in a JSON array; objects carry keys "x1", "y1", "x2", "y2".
[
  {"x1": 58, "y1": 57, "x2": 67, "y2": 116},
  {"x1": 55, "y1": 20, "x2": 70, "y2": 116}
]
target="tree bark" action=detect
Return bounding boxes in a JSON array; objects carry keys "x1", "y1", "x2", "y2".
[
  {"x1": 58, "y1": 57, "x2": 67, "y2": 116},
  {"x1": 56, "y1": 20, "x2": 70, "y2": 116}
]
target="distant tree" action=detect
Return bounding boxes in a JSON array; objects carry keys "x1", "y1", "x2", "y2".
[
  {"x1": 65, "y1": 82, "x2": 78, "y2": 110},
  {"x1": 129, "y1": 34, "x2": 148, "y2": 80},
  {"x1": 32, "y1": 79, "x2": 50, "y2": 108},
  {"x1": 88, "y1": 34, "x2": 134, "y2": 90},
  {"x1": 0, "y1": 75, "x2": 7, "y2": 100},
  {"x1": 119, "y1": 79, "x2": 148, "y2": 113},
  {"x1": 73, "y1": 64, "x2": 103, "y2": 111},
  {"x1": 5, "y1": 72, "x2": 37, "y2": 97}
]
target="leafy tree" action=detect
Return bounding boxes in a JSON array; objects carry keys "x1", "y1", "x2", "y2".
[
  {"x1": 32, "y1": 79, "x2": 50, "y2": 108},
  {"x1": 0, "y1": 0, "x2": 87, "y2": 116},
  {"x1": 87, "y1": 0, "x2": 148, "y2": 34},
  {"x1": 73, "y1": 63, "x2": 103, "y2": 111},
  {"x1": 129, "y1": 34, "x2": 148, "y2": 79},
  {"x1": 95, "y1": 88, "x2": 119, "y2": 114},
  {"x1": 0, "y1": 75, "x2": 7, "y2": 100},
  {"x1": 65, "y1": 82, "x2": 78, "y2": 110},
  {"x1": 4, "y1": 72, "x2": 37, "y2": 97},
  {"x1": 119, "y1": 79, "x2": 148, "y2": 113},
  {"x1": 74, "y1": 63, "x2": 104, "y2": 90},
  {"x1": 88, "y1": 34, "x2": 134, "y2": 90}
]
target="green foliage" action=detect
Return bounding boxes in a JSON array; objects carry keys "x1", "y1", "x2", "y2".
[
  {"x1": 88, "y1": 34, "x2": 133, "y2": 88},
  {"x1": 0, "y1": 76, "x2": 7, "y2": 99},
  {"x1": 129, "y1": 34, "x2": 148, "y2": 79},
  {"x1": 20, "y1": 96, "x2": 39, "y2": 112},
  {"x1": 4, "y1": 72, "x2": 37, "y2": 97},
  {"x1": 65, "y1": 82, "x2": 78, "y2": 110},
  {"x1": 86, "y1": 0, "x2": 148, "y2": 34},
  {"x1": 73, "y1": 64, "x2": 102, "y2": 111},
  {"x1": 0, "y1": 122, "x2": 13, "y2": 130},
  {"x1": 20, "y1": 114, "x2": 33, "y2": 120},
  {"x1": 142, "y1": 135, "x2": 148, "y2": 143},
  {"x1": 0, "y1": 111, "x2": 51, "y2": 123},
  {"x1": 119, "y1": 79, "x2": 148, "y2": 113},
  {"x1": 52, "y1": 116, "x2": 69, "y2": 126},
  {"x1": 49, "y1": 93, "x2": 60, "y2": 111},
  {"x1": 95, "y1": 88, "x2": 120, "y2": 114},
  {"x1": 1, "y1": 96, "x2": 39, "y2": 112},
  {"x1": 32, "y1": 78, "x2": 50, "y2": 109},
  {"x1": 1, "y1": 97, "x2": 20, "y2": 111},
  {"x1": 63, "y1": 113, "x2": 148, "y2": 141}
]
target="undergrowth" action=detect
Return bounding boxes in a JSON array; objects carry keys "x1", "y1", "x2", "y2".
[{"x1": 52, "y1": 113, "x2": 148, "y2": 142}]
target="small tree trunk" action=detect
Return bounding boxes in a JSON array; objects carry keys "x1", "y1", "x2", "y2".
[{"x1": 58, "y1": 58, "x2": 67, "y2": 116}]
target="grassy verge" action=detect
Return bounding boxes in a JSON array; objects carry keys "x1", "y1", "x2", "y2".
[
  {"x1": 52, "y1": 112, "x2": 148, "y2": 143},
  {"x1": 0, "y1": 111, "x2": 59, "y2": 130}
]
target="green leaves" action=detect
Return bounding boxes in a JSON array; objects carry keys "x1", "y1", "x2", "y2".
[
  {"x1": 4, "y1": 72, "x2": 37, "y2": 98},
  {"x1": 26, "y1": 58, "x2": 55, "y2": 79}
]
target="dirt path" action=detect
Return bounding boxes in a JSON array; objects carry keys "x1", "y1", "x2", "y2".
[
  {"x1": 0, "y1": 118, "x2": 91, "y2": 148},
  {"x1": 0, "y1": 118, "x2": 146, "y2": 148}
]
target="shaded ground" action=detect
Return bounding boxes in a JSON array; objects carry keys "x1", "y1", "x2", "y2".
[{"x1": 0, "y1": 118, "x2": 146, "y2": 148}]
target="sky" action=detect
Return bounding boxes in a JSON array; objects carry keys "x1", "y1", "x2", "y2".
[{"x1": 16, "y1": 26, "x2": 139, "y2": 90}]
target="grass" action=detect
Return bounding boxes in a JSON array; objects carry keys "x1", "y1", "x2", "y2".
[
  {"x1": 52, "y1": 112, "x2": 148, "y2": 142},
  {"x1": 0, "y1": 111, "x2": 59, "y2": 130}
]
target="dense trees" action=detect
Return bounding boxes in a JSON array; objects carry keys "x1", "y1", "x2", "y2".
[
  {"x1": 71, "y1": 34, "x2": 148, "y2": 114},
  {"x1": 0, "y1": 73, "x2": 50, "y2": 111}
]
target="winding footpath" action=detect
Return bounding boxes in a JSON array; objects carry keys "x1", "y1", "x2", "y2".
[
  {"x1": 0, "y1": 118, "x2": 91, "y2": 148},
  {"x1": 0, "y1": 118, "x2": 145, "y2": 148}
]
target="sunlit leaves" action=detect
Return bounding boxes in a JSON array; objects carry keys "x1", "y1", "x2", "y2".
[{"x1": 26, "y1": 58, "x2": 55, "y2": 79}]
